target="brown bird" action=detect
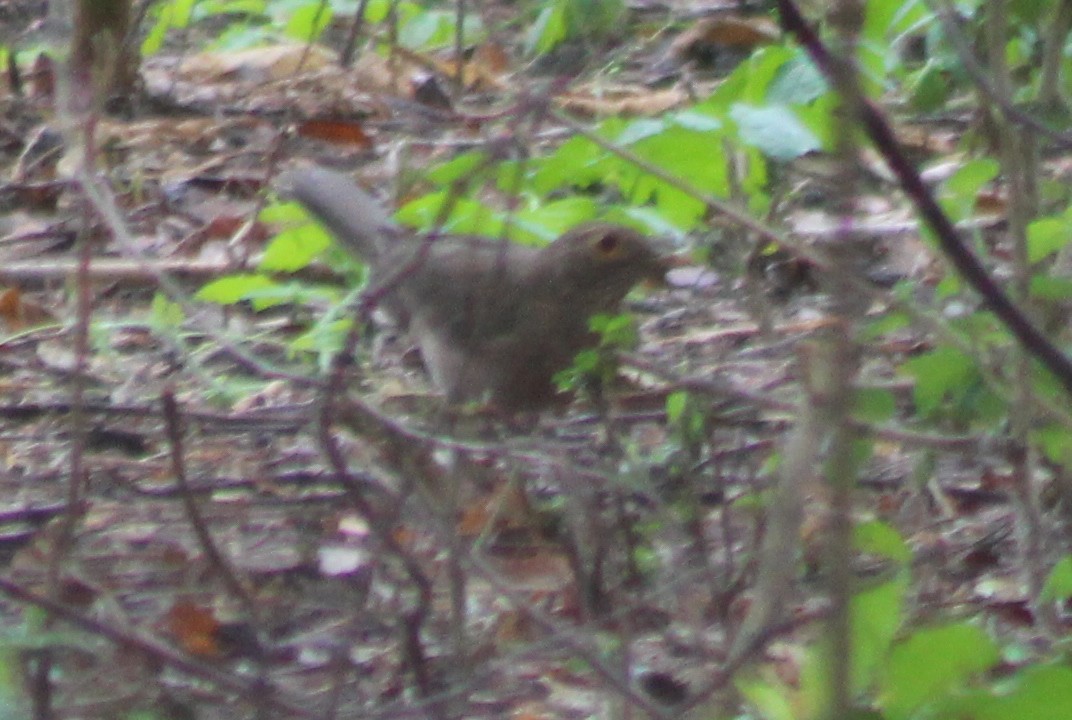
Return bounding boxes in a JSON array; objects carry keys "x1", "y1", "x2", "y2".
[{"x1": 278, "y1": 166, "x2": 668, "y2": 410}]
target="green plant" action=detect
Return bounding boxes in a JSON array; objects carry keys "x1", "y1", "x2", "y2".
[
  {"x1": 554, "y1": 312, "x2": 639, "y2": 401},
  {"x1": 525, "y1": 0, "x2": 626, "y2": 54}
]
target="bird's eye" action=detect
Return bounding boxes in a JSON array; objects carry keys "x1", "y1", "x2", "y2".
[{"x1": 596, "y1": 233, "x2": 620, "y2": 255}]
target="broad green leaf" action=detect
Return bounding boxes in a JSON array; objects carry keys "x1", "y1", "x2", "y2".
[
  {"x1": 395, "y1": 192, "x2": 505, "y2": 236},
  {"x1": 1029, "y1": 275, "x2": 1072, "y2": 300},
  {"x1": 800, "y1": 577, "x2": 907, "y2": 716},
  {"x1": 700, "y1": 45, "x2": 797, "y2": 112},
  {"x1": 665, "y1": 390, "x2": 688, "y2": 424},
  {"x1": 1026, "y1": 216, "x2": 1072, "y2": 263},
  {"x1": 195, "y1": 0, "x2": 267, "y2": 18},
  {"x1": 285, "y1": 2, "x2": 332, "y2": 41},
  {"x1": 768, "y1": 56, "x2": 828, "y2": 105},
  {"x1": 940, "y1": 158, "x2": 1000, "y2": 220},
  {"x1": 259, "y1": 225, "x2": 331, "y2": 272},
  {"x1": 363, "y1": 0, "x2": 394, "y2": 23},
  {"x1": 149, "y1": 293, "x2": 185, "y2": 329},
  {"x1": 528, "y1": 135, "x2": 604, "y2": 195},
  {"x1": 989, "y1": 665, "x2": 1072, "y2": 719},
  {"x1": 1041, "y1": 555, "x2": 1072, "y2": 602},
  {"x1": 730, "y1": 104, "x2": 820, "y2": 161},
  {"x1": 429, "y1": 151, "x2": 489, "y2": 185},
  {"x1": 291, "y1": 317, "x2": 353, "y2": 362},
  {"x1": 514, "y1": 197, "x2": 600, "y2": 240},
  {"x1": 526, "y1": 4, "x2": 568, "y2": 54},
  {"x1": 853, "y1": 388, "x2": 896, "y2": 423},
  {"x1": 855, "y1": 521, "x2": 910, "y2": 564},
  {"x1": 737, "y1": 674, "x2": 796, "y2": 720},
  {"x1": 142, "y1": 0, "x2": 199, "y2": 54},
  {"x1": 196, "y1": 274, "x2": 276, "y2": 305},
  {"x1": 908, "y1": 61, "x2": 952, "y2": 113},
  {"x1": 261, "y1": 200, "x2": 310, "y2": 224},
  {"x1": 880, "y1": 623, "x2": 999, "y2": 720},
  {"x1": 1034, "y1": 422, "x2": 1072, "y2": 465},
  {"x1": 564, "y1": 0, "x2": 624, "y2": 37},
  {"x1": 401, "y1": 10, "x2": 484, "y2": 49},
  {"x1": 900, "y1": 345, "x2": 975, "y2": 416},
  {"x1": 850, "y1": 571, "x2": 907, "y2": 687}
]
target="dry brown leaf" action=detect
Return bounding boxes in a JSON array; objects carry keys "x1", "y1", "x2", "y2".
[
  {"x1": 178, "y1": 43, "x2": 337, "y2": 84},
  {"x1": 427, "y1": 42, "x2": 513, "y2": 92},
  {"x1": 165, "y1": 601, "x2": 223, "y2": 657},
  {"x1": 511, "y1": 702, "x2": 555, "y2": 720},
  {"x1": 96, "y1": 117, "x2": 228, "y2": 153},
  {"x1": 487, "y1": 548, "x2": 572, "y2": 592},
  {"x1": 353, "y1": 49, "x2": 415, "y2": 95},
  {"x1": 456, "y1": 500, "x2": 492, "y2": 538},
  {"x1": 458, "y1": 481, "x2": 537, "y2": 538},
  {"x1": 296, "y1": 118, "x2": 374, "y2": 148},
  {"x1": 557, "y1": 85, "x2": 689, "y2": 117},
  {"x1": 669, "y1": 14, "x2": 781, "y2": 59},
  {"x1": 974, "y1": 188, "x2": 1007, "y2": 216},
  {"x1": 0, "y1": 287, "x2": 56, "y2": 331}
]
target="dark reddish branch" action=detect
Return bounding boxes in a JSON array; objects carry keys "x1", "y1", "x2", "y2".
[{"x1": 776, "y1": 0, "x2": 1072, "y2": 398}]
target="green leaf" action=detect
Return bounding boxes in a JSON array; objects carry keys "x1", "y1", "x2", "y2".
[
  {"x1": 908, "y1": 61, "x2": 951, "y2": 113},
  {"x1": 937, "y1": 665, "x2": 1072, "y2": 720},
  {"x1": 1026, "y1": 216, "x2": 1072, "y2": 263},
  {"x1": 528, "y1": 134, "x2": 605, "y2": 195},
  {"x1": 362, "y1": 0, "x2": 393, "y2": 23},
  {"x1": 168, "y1": 0, "x2": 198, "y2": 25},
  {"x1": 988, "y1": 664, "x2": 1072, "y2": 719},
  {"x1": 241, "y1": 280, "x2": 337, "y2": 311},
  {"x1": 737, "y1": 674, "x2": 796, "y2": 720},
  {"x1": 800, "y1": 577, "x2": 907, "y2": 714},
  {"x1": 665, "y1": 390, "x2": 688, "y2": 424},
  {"x1": 429, "y1": 152, "x2": 489, "y2": 186},
  {"x1": 564, "y1": 0, "x2": 624, "y2": 37},
  {"x1": 196, "y1": 274, "x2": 276, "y2": 305},
  {"x1": 260, "y1": 225, "x2": 332, "y2": 272},
  {"x1": 285, "y1": 2, "x2": 332, "y2": 41},
  {"x1": 1041, "y1": 555, "x2": 1072, "y2": 602},
  {"x1": 395, "y1": 192, "x2": 506, "y2": 237},
  {"x1": 401, "y1": 9, "x2": 484, "y2": 49},
  {"x1": 1029, "y1": 275, "x2": 1072, "y2": 300},
  {"x1": 589, "y1": 312, "x2": 637, "y2": 347},
  {"x1": 854, "y1": 521, "x2": 910, "y2": 565},
  {"x1": 852, "y1": 387, "x2": 896, "y2": 423},
  {"x1": 863, "y1": 308, "x2": 909, "y2": 339},
  {"x1": 142, "y1": 0, "x2": 199, "y2": 54},
  {"x1": 291, "y1": 317, "x2": 353, "y2": 363},
  {"x1": 900, "y1": 345, "x2": 975, "y2": 417},
  {"x1": 149, "y1": 293, "x2": 185, "y2": 329},
  {"x1": 730, "y1": 104, "x2": 821, "y2": 161},
  {"x1": 851, "y1": 578, "x2": 907, "y2": 690},
  {"x1": 699, "y1": 45, "x2": 797, "y2": 111},
  {"x1": 514, "y1": 198, "x2": 600, "y2": 241},
  {"x1": 880, "y1": 623, "x2": 1000, "y2": 720},
  {"x1": 941, "y1": 158, "x2": 1000, "y2": 219},
  {"x1": 627, "y1": 125, "x2": 729, "y2": 222},
  {"x1": 672, "y1": 112, "x2": 722, "y2": 133},
  {"x1": 1034, "y1": 423, "x2": 1072, "y2": 465},
  {"x1": 526, "y1": 4, "x2": 568, "y2": 54},
  {"x1": 616, "y1": 118, "x2": 669, "y2": 146},
  {"x1": 768, "y1": 56, "x2": 828, "y2": 105},
  {"x1": 261, "y1": 200, "x2": 310, "y2": 224},
  {"x1": 196, "y1": 0, "x2": 267, "y2": 18}
]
